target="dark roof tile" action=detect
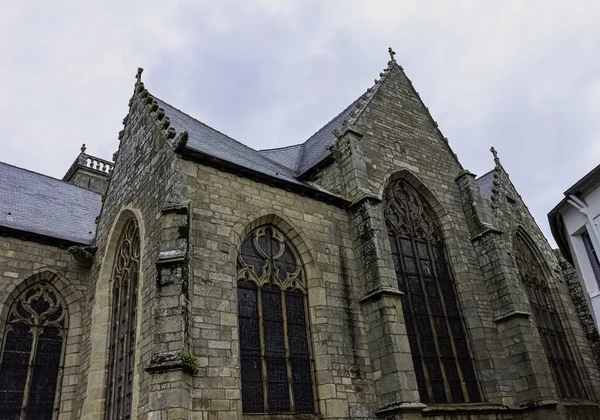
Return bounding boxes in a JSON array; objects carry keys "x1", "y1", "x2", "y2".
[{"x1": 0, "y1": 161, "x2": 102, "y2": 245}]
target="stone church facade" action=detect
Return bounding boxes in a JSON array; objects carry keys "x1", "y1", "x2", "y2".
[{"x1": 1, "y1": 53, "x2": 600, "y2": 419}]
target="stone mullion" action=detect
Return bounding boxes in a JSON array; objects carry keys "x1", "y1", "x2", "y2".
[{"x1": 20, "y1": 325, "x2": 41, "y2": 420}]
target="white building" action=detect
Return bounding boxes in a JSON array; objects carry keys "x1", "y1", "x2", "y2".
[{"x1": 549, "y1": 163, "x2": 600, "y2": 328}]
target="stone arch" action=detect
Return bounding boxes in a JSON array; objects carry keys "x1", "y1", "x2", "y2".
[
  {"x1": 0, "y1": 269, "x2": 83, "y2": 339},
  {"x1": 231, "y1": 213, "x2": 325, "y2": 414},
  {"x1": 512, "y1": 226, "x2": 555, "y2": 283},
  {"x1": 512, "y1": 226, "x2": 590, "y2": 398},
  {"x1": 381, "y1": 169, "x2": 455, "y2": 245},
  {"x1": 381, "y1": 170, "x2": 485, "y2": 403},
  {"x1": 80, "y1": 206, "x2": 146, "y2": 420},
  {"x1": 229, "y1": 212, "x2": 319, "y2": 288},
  {"x1": 0, "y1": 268, "x2": 84, "y2": 417}
]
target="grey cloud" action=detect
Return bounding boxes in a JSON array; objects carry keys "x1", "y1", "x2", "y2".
[{"x1": 2, "y1": 0, "x2": 600, "y2": 246}]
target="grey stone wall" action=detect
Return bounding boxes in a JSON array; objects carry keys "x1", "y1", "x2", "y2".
[
  {"x1": 73, "y1": 78, "x2": 191, "y2": 419},
  {"x1": 179, "y1": 161, "x2": 377, "y2": 419},
  {"x1": 0, "y1": 235, "x2": 90, "y2": 420},
  {"x1": 11, "y1": 59, "x2": 597, "y2": 420}
]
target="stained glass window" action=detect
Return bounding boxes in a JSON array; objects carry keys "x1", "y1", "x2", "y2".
[
  {"x1": 383, "y1": 179, "x2": 481, "y2": 404},
  {"x1": 0, "y1": 282, "x2": 67, "y2": 420},
  {"x1": 105, "y1": 218, "x2": 140, "y2": 420},
  {"x1": 513, "y1": 234, "x2": 587, "y2": 399},
  {"x1": 237, "y1": 225, "x2": 314, "y2": 413}
]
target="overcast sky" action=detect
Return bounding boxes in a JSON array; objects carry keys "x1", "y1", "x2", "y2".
[{"x1": 1, "y1": 1, "x2": 599, "y2": 246}]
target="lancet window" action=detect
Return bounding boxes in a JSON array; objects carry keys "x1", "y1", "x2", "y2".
[
  {"x1": 237, "y1": 225, "x2": 315, "y2": 413},
  {"x1": 513, "y1": 233, "x2": 586, "y2": 399},
  {"x1": 384, "y1": 179, "x2": 481, "y2": 404},
  {"x1": 0, "y1": 282, "x2": 67, "y2": 420},
  {"x1": 105, "y1": 218, "x2": 140, "y2": 420}
]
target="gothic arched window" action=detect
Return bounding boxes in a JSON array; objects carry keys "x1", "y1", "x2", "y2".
[
  {"x1": 384, "y1": 180, "x2": 481, "y2": 404},
  {"x1": 105, "y1": 218, "x2": 140, "y2": 420},
  {"x1": 513, "y1": 233, "x2": 586, "y2": 399},
  {"x1": 0, "y1": 282, "x2": 67, "y2": 420},
  {"x1": 237, "y1": 225, "x2": 315, "y2": 414}
]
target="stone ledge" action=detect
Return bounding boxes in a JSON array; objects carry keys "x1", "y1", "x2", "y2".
[
  {"x1": 359, "y1": 285, "x2": 404, "y2": 304},
  {"x1": 422, "y1": 403, "x2": 509, "y2": 416},
  {"x1": 157, "y1": 249, "x2": 186, "y2": 264},
  {"x1": 454, "y1": 169, "x2": 477, "y2": 181},
  {"x1": 375, "y1": 401, "x2": 426, "y2": 416},
  {"x1": 161, "y1": 202, "x2": 189, "y2": 215},
  {"x1": 493, "y1": 310, "x2": 531, "y2": 323},
  {"x1": 470, "y1": 226, "x2": 503, "y2": 242},
  {"x1": 515, "y1": 399, "x2": 557, "y2": 411}
]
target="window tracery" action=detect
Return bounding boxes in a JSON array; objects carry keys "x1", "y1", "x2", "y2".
[
  {"x1": 513, "y1": 233, "x2": 586, "y2": 399},
  {"x1": 105, "y1": 218, "x2": 140, "y2": 420},
  {"x1": 0, "y1": 282, "x2": 67, "y2": 420},
  {"x1": 384, "y1": 179, "x2": 481, "y2": 404},
  {"x1": 237, "y1": 225, "x2": 314, "y2": 413}
]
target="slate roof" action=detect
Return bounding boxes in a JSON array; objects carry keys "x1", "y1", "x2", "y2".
[
  {"x1": 157, "y1": 99, "x2": 307, "y2": 187},
  {"x1": 258, "y1": 144, "x2": 303, "y2": 173},
  {"x1": 0, "y1": 161, "x2": 102, "y2": 245},
  {"x1": 477, "y1": 170, "x2": 495, "y2": 199},
  {"x1": 155, "y1": 89, "x2": 364, "y2": 185},
  {"x1": 295, "y1": 99, "x2": 359, "y2": 176}
]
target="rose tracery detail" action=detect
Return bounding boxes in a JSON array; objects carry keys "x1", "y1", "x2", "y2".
[
  {"x1": 237, "y1": 225, "x2": 304, "y2": 292},
  {"x1": 384, "y1": 180, "x2": 442, "y2": 244}
]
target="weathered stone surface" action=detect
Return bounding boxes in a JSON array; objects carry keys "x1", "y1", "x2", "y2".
[{"x1": 2, "y1": 59, "x2": 600, "y2": 420}]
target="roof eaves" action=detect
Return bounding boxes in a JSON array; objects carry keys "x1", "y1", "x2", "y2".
[
  {"x1": 179, "y1": 147, "x2": 350, "y2": 209},
  {"x1": 564, "y1": 163, "x2": 600, "y2": 196}
]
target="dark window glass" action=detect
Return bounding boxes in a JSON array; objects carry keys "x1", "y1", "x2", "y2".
[
  {"x1": 0, "y1": 283, "x2": 67, "y2": 420},
  {"x1": 384, "y1": 179, "x2": 481, "y2": 404},
  {"x1": 513, "y1": 234, "x2": 586, "y2": 399},
  {"x1": 237, "y1": 225, "x2": 314, "y2": 413},
  {"x1": 582, "y1": 230, "x2": 600, "y2": 288},
  {"x1": 105, "y1": 218, "x2": 140, "y2": 419}
]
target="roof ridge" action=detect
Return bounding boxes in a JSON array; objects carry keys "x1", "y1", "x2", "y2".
[
  {"x1": 343, "y1": 59, "x2": 396, "y2": 128},
  {"x1": 301, "y1": 99, "x2": 360, "y2": 147},
  {"x1": 0, "y1": 160, "x2": 101, "y2": 196},
  {"x1": 259, "y1": 143, "x2": 302, "y2": 152}
]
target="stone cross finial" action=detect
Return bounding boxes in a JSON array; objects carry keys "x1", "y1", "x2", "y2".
[
  {"x1": 136, "y1": 67, "x2": 144, "y2": 83},
  {"x1": 388, "y1": 47, "x2": 396, "y2": 61},
  {"x1": 81, "y1": 143, "x2": 86, "y2": 153},
  {"x1": 490, "y1": 146, "x2": 500, "y2": 165}
]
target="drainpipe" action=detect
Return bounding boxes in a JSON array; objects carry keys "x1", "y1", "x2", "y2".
[{"x1": 567, "y1": 194, "x2": 600, "y2": 251}]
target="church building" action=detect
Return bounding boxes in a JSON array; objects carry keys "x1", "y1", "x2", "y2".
[{"x1": 1, "y1": 51, "x2": 599, "y2": 419}]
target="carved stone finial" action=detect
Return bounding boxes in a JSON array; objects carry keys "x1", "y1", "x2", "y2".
[
  {"x1": 136, "y1": 67, "x2": 144, "y2": 83},
  {"x1": 81, "y1": 143, "x2": 86, "y2": 153},
  {"x1": 490, "y1": 146, "x2": 500, "y2": 165},
  {"x1": 388, "y1": 47, "x2": 396, "y2": 61}
]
